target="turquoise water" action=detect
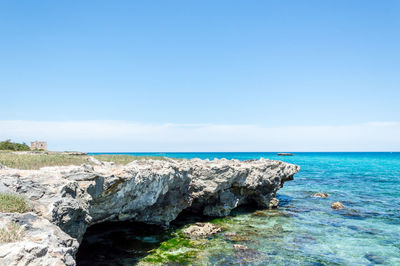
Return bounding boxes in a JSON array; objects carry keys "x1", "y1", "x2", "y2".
[{"x1": 85, "y1": 152, "x2": 400, "y2": 265}]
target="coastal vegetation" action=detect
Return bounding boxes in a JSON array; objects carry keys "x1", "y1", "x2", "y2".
[
  {"x1": 93, "y1": 154, "x2": 172, "y2": 164},
  {"x1": 0, "y1": 193, "x2": 28, "y2": 243},
  {"x1": 0, "y1": 140, "x2": 30, "y2": 151},
  {"x1": 0, "y1": 152, "x2": 171, "y2": 170},
  {"x1": 0, "y1": 222, "x2": 24, "y2": 243},
  {"x1": 0, "y1": 193, "x2": 30, "y2": 213},
  {"x1": 0, "y1": 152, "x2": 89, "y2": 170}
]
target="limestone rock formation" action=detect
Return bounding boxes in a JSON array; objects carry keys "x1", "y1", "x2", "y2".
[{"x1": 0, "y1": 158, "x2": 299, "y2": 265}]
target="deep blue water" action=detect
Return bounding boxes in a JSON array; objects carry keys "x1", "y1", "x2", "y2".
[{"x1": 87, "y1": 152, "x2": 400, "y2": 265}]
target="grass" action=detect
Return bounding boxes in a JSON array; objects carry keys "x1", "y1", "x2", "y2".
[
  {"x1": 0, "y1": 152, "x2": 176, "y2": 170},
  {"x1": 0, "y1": 193, "x2": 30, "y2": 213},
  {"x1": 0, "y1": 153, "x2": 90, "y2": 170},
  {"x1": 0, "y1": 222, "x2": 24, "y2": 243},
  {"x1": 93, "y1": 155, "x2": 171, "y2": 165}
]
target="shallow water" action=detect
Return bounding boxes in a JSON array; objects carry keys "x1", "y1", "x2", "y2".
[{"x1": 80, "y1": 152, "x2": 400, "y2": 265}]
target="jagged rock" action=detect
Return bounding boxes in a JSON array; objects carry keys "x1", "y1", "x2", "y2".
[
  {"x1": 313, "y1": 192, "x2": 329, "y2": 198},
  {"x1": 331, "y1": 201, "x2": 345, "y2": 209},
  {"x1": 268, "y1": 197, "x2": 280, "y2": 208},
  {"x1": 0, "y1": 213, "x2": 78, "y2": 266},
  {"x1": 0, "y1": 182, "x2": 13, "y2": 194},
  {"x1": 183, "y1": 222, "x2": 222, "y2": 237},
  {"x1": 0, "y1": 158, "x2": 299, "y2": 265},
  {"x1": 203, "y1": 190, "x2": 239, "y2": 216},
  {"x1": 85, "y1": 157, "x2": 102, "y2": 166}
]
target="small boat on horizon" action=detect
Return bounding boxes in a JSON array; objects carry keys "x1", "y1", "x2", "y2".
[{"x1": 277, "y1": 153, "x2": 294, "y2": 156}]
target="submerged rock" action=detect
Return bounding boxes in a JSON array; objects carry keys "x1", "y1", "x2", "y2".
[
  {"x1": 183, "y1": 223, "x2": 222, "y2": 237},
  {"x1": 331, "y1": 202, "x2": 345, "y2": 210},
  {"x1": 224, "y1": 232, "x2": 250, "y2": 242},
  {"x1": 0, "y1": 157, "x2": 299, "y2": 265},
  {"x1": 364, "y1": 253, "x2": 385, "y2": 264},
  {"x1": 272, "y1": 224, "x2": 284, "y2": 233},
  {"x1": 233, "y1": 244, "x2": 263, "y2": 263},
  {"x1": 252, "y1": 210, "x2": 269, "y2": 217}
]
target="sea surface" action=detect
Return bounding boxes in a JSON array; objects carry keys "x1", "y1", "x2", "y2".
[{"x1": 78, "y1": 152, "x2": 400, "y2": 265}]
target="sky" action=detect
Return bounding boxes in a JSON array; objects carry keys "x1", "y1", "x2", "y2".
[{"x1": 0, "y1": 1, "x2": 399, "y2": 152}]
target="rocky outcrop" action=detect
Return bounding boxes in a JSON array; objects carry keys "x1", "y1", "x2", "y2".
[
  {"x1": 0, "y1": 213, "x2": 78, "y2": 265},
  {"x1": 0, "y1": 158, "x2": 299, "y2": 265}
]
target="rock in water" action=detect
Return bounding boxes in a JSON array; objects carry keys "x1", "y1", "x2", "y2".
[
  {"x1": 0, "y1": 158, "x2": 299, "y2": 265},
  {"x1": 183, "y1": 222, "x2": 222, "y2": 237},
  {"x1": 269, "y1": 197, "x2": 280, "y2": 208},
  {"x1": 364, "y1": 253, "x2": 385, "y2": 264},
  {"x1": 224, "y1": 232, "x2": 250, "y2": 242},
  {"x1": 313, "y1": 192, "x2": 329, "y2": 198},
  {"x1": 331, "y1": 202, "x2": 345, "y2": 209},
  {"x1": 233, "y1": 244, "x2": 263, "y2": 263}
]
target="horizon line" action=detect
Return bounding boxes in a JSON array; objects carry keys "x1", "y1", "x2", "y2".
[{"x1": 87, "y1": 151, "x2": 400, "y2": 153}]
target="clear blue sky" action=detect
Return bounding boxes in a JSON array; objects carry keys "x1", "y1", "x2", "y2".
[{"x1": 0, "y1": 1, "x2": 399, "y2": 151}]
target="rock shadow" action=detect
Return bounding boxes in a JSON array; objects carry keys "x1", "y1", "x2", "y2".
[
  {"x1": 76, "y1": 221, "x2": 169, "y2": 265},
  {"x1": 76, "y1": 200, "x2": 293, "y2": 265}
]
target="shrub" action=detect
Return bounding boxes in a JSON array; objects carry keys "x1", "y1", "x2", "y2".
[
  {"x1": 0, "y1": 140, "x2": 30, "y2": 151},
  {"x1": 0, "y1": 193, "x2": 30, "y2": 213}
]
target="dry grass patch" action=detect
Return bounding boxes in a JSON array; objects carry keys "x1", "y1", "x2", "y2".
[
  {"x1": 0, "y1": 153, "x2": 88, "y2": 170},
  {"x1": 0, "y1": 152, "x2": 178, "y2": 170},
  {"x1": 93, "y1": 155, "x2": 174, "y2": 165},
  {"x1": 0, "y1": 193, "x2": 30, "y2": 213},
  {"x1": 0, "y1": 222, "x2": 24, "y2": 243}
]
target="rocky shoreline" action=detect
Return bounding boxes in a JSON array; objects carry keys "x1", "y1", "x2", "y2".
[{"x1": 0, "y1": 157, "x2": 299, "y2": 265}]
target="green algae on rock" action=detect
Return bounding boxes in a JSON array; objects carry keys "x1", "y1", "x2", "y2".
[{"x1": 139, "y1": 231, "x2": 208, "y2": 265}]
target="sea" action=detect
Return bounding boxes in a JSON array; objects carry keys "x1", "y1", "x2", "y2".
[{"x1": 77, "y1": 152, "x2": 400, "y2": 265}]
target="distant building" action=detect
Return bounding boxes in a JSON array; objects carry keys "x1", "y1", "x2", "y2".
[{"x1": 30, "y1": 141, "x2": 47, "y2": 151}]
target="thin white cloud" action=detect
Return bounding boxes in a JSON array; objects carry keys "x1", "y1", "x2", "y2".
[
  {"x1": 364, "y1": 121, "x2": 400, "y2": 127},
  {"x1": 0, "y1": 120, "x2": 399, "y2": 152}
]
